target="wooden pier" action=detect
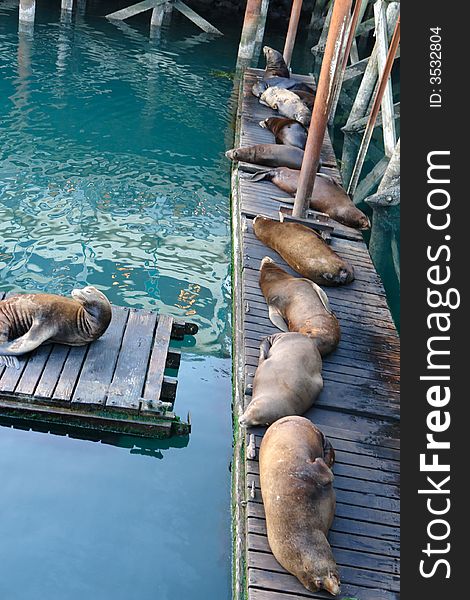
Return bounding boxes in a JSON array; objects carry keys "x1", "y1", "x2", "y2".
[
  {"x1": 232, "y1": 69, "x2": 400, "y2": 600},
  {"x1": 0, "y1": 293, "x2": 196, "y2": 438}
]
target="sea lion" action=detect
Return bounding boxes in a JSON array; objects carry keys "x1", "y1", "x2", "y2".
[
  {"x1": 0, "y1": 287, "x2": 112, "y2": 369},
  {"x1": 240, "y1": 332, "x2": 323, "y2": 427},
  {"x1": 260, "y1": 117, "x2": 307, "y2": 150},
  {"x1": 252, "y1": 77, "x2": 315, "y2": 98},
  {"x1": 250, "y1": 168, "x2": 371, "y2": 230},
  {"x1": 254, "y1": 216, "x2": 354, "y2": 286},
  {"x1": 225, "y1": 144, "x2": 304, "y2": 169},
  {"x1": 259, "y1": 416, "x2": 340, "y2": 596},
  {"x1": 292, "y1": 89, "x2": 316, "y2": 109},
  {"x1": 259, "y1": 87, "x2": 311, "y2": 127},
  {"x1": 263, "y1": 46, "x2": 290, "y2": 79},
  {"x1": 259, "y1": 257, "x2": 340, "y2": 356}
]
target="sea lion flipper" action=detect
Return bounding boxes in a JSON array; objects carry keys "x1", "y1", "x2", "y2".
[
  {"x1": 307, "y1": 281, "x2": 333, "y2": 314},
  {"x1": 249, "y1": 170, "x2": 272, "y2": 183},
  {"x1": 0, "y1": 322, "x2": 55, "y2": 356},
  {"x1": 258, "y1": 336, "x2": 272, "y2": 365},
  {"x1": 322, "y1": 434, "x2": 336, "y2": 468},
  {"x1": 0, "y1": 355, "x2": 21, "y2": 369},
  {"x1": 311, "y1": 457, "x2": 334, "y2": 486},
  {"x1": 268, "y1": 305, "x2": 288, "y2": 332}
]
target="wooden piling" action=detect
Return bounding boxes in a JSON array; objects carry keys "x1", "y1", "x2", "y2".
[
  {"x1": 62, "y1": 0, "x2": 74, "y2": 11},
  {"x1": 236, "y1": 0, "x2": 269, "y2": 72},
  {"x1": 293, "y1": 0, "x2": 353, "y2": 218},
  {"x1": 348, "y1": 15, "x2": 400, "y2": 196},
  {"x1": 19, "y1": 0, "x2": 35, "y2": 23},
  {"x1": 341, "y1": 1, "x2": 399, "y2": 186},
  {"x1": 283, "y1": 0, "x2": 303, "y2": 68}
]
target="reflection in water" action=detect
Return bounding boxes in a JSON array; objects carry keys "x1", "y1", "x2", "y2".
[{"x1": 0, "y1": 10, "x2": 233, "y2": 353}]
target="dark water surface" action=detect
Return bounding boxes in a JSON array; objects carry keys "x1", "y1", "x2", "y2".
[{"x1": 0, "y1": 2, "x2": 241, "y2": 598}]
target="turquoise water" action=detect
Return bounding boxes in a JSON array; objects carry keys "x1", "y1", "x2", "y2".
[{"x1": 0, "y1": 3, "x2": 239, "y2": 598}]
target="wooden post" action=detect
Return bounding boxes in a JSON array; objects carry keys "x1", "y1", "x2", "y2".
[
  {"x1": 347, "y1": 15, "x2": 400, "y2": 196},
  {"x1": 77, "y1": 0, "x2": 86, "y2": 16},
  {"x1": 151, "y1": 2, "x2": 166, "y2": 28},
  {"x1": 283, "y1": 0, "x2": 303, "y2": 68},
  {"x1": 253, "y1": 0, "x2": 270, "y2": 61},
  {"x1": 293, "y1": 0, "x2": 353, "y2": 219},
  {"x1": 341, "y1": 0, "x2": 399, "y2": 186},
  {"x1": 236, "y1": 0, "x2": 267, "y2": 72},
  {"x1": 19, "y1": 0, "x2": 35, "y2": 23},
  {"x1": 62, "y1": 0, "x2": 74, "y2": 11},
  {"x1": 374, "y1": 0, "x2": 396, "y2": 156},
  {"x1": 328, "y1": 0, "x2": 365, "y2": 125}
]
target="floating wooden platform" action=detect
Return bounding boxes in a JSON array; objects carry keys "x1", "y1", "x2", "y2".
[
  {"x1": 232, "y1": 69, "x2": 400, "y2": 600},
  {"x1": 0, "y1": 293, "x2": 197, "y2": 438}
]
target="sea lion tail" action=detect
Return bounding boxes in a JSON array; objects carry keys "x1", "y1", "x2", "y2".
[{"x1": 248, "y1": 170, "x2": 273, "y2": 183}]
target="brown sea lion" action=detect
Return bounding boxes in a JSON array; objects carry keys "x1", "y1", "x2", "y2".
[
  {"x1": 263, "y1": 46, "x2": 290, "y2": 79},
  {"x1": 254, "y1": 216, "x2": 354, "y2": 285},
  {"x1": 260, "y1": 87, "x2": 311, "y2": 127},
  {"x1": 259, "y1": 257, "x2": 340, "y2": 356},
  {"x1": 250, "y1": 168, "x2": 370, "y2": 230},
  {"x1": 240, "y1": 332, "x2": 323, "y2": 427},
  {"x1": 260, "y1": 117, "x2": 307, "y2": 150},
  {"x1": 225, "y1": 144, "x2": 304, "y2": 169},
  {"x1": 260, "y1": 416, "x2": 340, "y2": 596},
  {"x1": 252, "y1": 78, "x2": 315, "y2": 98},
  {"x1": 292, "y1": 89, "x2": 316, "y2": 109},
  {"x1": 0, "y1": 287, "x2": 112, "y2": 369}
]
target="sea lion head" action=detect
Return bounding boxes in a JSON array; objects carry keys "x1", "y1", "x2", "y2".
[
  {"x1": 322, "y1": 264, "x2": 354, "y2": 286},
  {"x1": 225, "y1": 148, "x2": 238, "y2": 161},
  {"x1": 263, "y1": 46, "x2": 283, "y2": 65},
  {"x1": 252, "y1": 81, "x2": 268, "y2": 97},
  {"x1": 72, "y1": 286, "x2": 112, "y2": 326},
  {"x1": 297, "y1": 529, "x2": 341, "y2": 595}
]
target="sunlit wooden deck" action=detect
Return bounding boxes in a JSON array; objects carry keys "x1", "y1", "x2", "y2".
[
  {"x1": 231, "y1": 68, "x2": 400, "y2": 600},
  {"x1": 0, "y1": 292, "x2": 197, "y2": 438}
]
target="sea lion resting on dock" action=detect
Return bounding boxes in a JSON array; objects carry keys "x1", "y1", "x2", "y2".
[
  {"x1": 259, "y1": 257, "x2": 340, "y2": 356},
  {"x1": 260, "y1": 416, "x2": 340, "y2": 596},
  {"x1": 0, "y1": 287, "x2": 112, "y2": 369},
  {"x1": 259, "y1": 86, "x2": 311, "y2": 127},
  {"x1": 263, "y1": 46, "x2": 290, "y2": 79},
  {"x1": 260, "y1": 117, "x2": 308, "y2": 150},
  {"x1": 254, "y1": 216, "x2": 354, "y2": 286},
  {"x1": 252, "y1": 78, "x2": 315, "y2": 99},
  {"x1": 225, "y1": 144, "x2": 305, "y2": 170},
  {"x1": 250, "y1": 167, "x2": 371, "y2": 230},
  {"x1": 240, "y1": 332, "x2": 323, "y2": 427}
]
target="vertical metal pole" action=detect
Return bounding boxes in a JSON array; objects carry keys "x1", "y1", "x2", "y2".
[
  {"x1": 283, "y1": 0, "x2": 303, "y2": 68},
  {"x1": 347, "y1": 16, "x2": 400, "y2": 195},
  {"x1": 293, "y1": 0, "x2": 353, "y2": 218},
  {"x1": 236, "y1": 0, "x2": 265, "y2": 72},
  {"x1": 19, "y1": 0, "x2": 36, "y2": 23}
]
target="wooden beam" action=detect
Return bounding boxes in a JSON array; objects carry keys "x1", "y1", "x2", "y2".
[
  {"x1": 343, "y1": 101, "x2": 400, "y2": 133},
  {"x1": 172, "y1": 1, "x2": 223, "y2": 35},
  {"x1": 347, "y1": 15, "x2": 400, "y2": 195},
  {"x1": 106, "y1": 0, "x2": 166, "y2": 21},
  {"x1": 374, "y1": 0, "x2": 396, "y2": 156}
]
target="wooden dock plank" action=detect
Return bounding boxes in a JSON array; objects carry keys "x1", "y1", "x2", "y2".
[
  {"x1": 72, "y1": 306, "x2": 129, "y2": 407},
  {"x1": 0, "y1": 293, "x2": 193, "y2": 437},
  {"x1": 142, "y1": 314, "x2": 174, "y2": 412},
  {"x1": 232, "y1": 68, "x2": 400, "y2": 600},
  {"x1": 106, "y1": 309, "x2": 157, "y2": 410}
]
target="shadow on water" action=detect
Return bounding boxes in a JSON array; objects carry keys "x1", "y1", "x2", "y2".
[{"x1": 0, "y1": 420, "x2": 190, "y2": 460}]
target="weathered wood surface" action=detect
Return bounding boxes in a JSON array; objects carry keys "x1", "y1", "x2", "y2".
[
  {"x1": 232, "y1": 69, "x2": 400, "y2": 600},
  {"x1": 0, "y1": 296, "x2": 193, "y2": 438}
]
